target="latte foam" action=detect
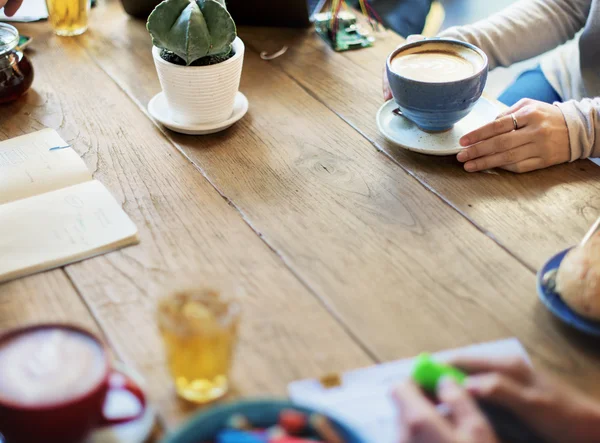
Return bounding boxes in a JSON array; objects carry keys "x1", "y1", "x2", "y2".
[
  {"x1": 391, "y1": 52, "x2": 475, "y2": 82},
  {"x1": 0, "y1": 328, "x2": 106, "y2": 406},
  {"x1": 390, "y1": 42, "x2": 485, "y2": 83}
]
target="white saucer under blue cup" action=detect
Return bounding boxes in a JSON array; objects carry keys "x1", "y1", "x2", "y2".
[
  {"x1": 377, "y1": 96, "x2": 499, "y2": 156},
  {"x1": 382, "y1": 38, "x2": 496, "y2": 155},
  {"x1": 537, "y1": 248, "x2": 600, "y2": 337}
]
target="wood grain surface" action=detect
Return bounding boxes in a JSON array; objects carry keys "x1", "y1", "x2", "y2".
[
  {"x1": 0, "y1": 19, "x2": 373, "y2": 429},
  {"x1": 239, "y1": 25, "x2": 600, "y2": 272},
  {"x1": 69, "y1": 1, "x2": 600, "y2": 397},
  {"x1": 0, "y1": 271, "x2": 98, "y2": 333},
  {"x1": 1, "y1": 1, "x2": 600, "y2": 435}
]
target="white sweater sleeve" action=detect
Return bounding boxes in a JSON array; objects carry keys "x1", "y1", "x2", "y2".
[
  {"x1": 438, "y1": 0, "x2": 591, "y2": 70},
  {"x1": 556, "y1": 98, "x2": 600, "y2": 160}
]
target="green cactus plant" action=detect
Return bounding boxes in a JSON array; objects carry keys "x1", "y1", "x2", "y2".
[{"x1": 147, "y1": 0, "x2": 237, "y2": 66}]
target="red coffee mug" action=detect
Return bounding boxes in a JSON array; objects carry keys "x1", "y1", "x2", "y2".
[{"x1": 0, "y1": 324, "x2": 146, "y2": 443}]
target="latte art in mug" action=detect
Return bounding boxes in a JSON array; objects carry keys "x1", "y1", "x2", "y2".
[
  {"x1": 390, "y1": 40, "x2": 486, "y2": 84},
  {"x1": 0, "y1": 328, "x2": 106, "y2": 406},
  {"x1": 391, "y1": 51, "x2": 476, "y2": 82}
]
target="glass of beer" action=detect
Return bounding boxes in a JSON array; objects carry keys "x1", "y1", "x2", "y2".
[
  {"x1": 45, "y1": 0, "x2": 90, "y2": 36},
  {"x1": 157, "y1": 283, "x2": 241, "y2": 404}
]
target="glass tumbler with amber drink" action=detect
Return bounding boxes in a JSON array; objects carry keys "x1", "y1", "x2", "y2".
[
  {"x1": 157, "y1": 286, "x2": 241, "y2": 404},
  {"x1": 45, "y1": 0, "x2": 91, "y2": 36}
]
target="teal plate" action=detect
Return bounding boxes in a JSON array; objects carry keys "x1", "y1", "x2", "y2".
[{"x1": 161, "y1": 399, "x2": 367, "y2": 443}]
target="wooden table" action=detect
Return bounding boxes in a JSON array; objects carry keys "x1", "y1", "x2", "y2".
[{"x1": 2, "y1": 0, "x2": 600, "y2": 437}]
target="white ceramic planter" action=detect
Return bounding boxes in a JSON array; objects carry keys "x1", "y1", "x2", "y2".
[{"x1": 152, "y1": 37, "x2": 244, "y2": 125}]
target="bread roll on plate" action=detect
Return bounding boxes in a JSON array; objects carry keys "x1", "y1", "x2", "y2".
[{"x1": 555, "y1": 232, "x2": 600, "y2": 321}]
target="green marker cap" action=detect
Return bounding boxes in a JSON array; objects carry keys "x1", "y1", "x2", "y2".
[{"x1": 412, "y1": 353, "x2": 467, "y2": 392}]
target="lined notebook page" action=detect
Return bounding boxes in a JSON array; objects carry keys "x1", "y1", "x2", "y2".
[
  {"x1": 0, "y1": 129, "x2": 91, "y2": 205},
  {"x1": 289, "y1": 338, "x2": 529, "y2": 443},
  {"x1": 0, "y1": 180, "x2": 139, "y2": 283}
]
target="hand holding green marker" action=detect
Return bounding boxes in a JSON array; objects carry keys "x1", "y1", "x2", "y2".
[
  {"x1": 412, "y1": 353, "x2": 467, "y2": 392},
  {"x1": 410, "y1": 353, "x2": 547, "y2": 443}
]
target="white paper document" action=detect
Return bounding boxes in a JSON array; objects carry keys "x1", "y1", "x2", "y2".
[{"x1": 289, "y1": 338, "x2": 529, "y2": 443}]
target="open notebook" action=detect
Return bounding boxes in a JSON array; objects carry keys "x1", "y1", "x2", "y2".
[
  {"x1": 0, "y1": 129, "x2": 139, "y2": 284},
  {"x1": 289, "y1": 338, "x2": 529, "y2": 443}
]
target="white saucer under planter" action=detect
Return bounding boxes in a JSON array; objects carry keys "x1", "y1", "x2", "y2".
[
  {"x1": 149, "y1": 91, "x2": 248, "y2": 135},
  {"x1": 151, "y1": 37, "x2": 245, "y2": 127}
]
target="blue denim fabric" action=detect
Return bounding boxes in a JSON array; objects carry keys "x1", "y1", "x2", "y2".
[{"x1": 498, "y1": 65, "x2": 562, "y2": 106}]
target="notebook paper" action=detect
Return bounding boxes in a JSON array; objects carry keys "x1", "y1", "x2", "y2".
[
  {"x1": 0, "y1": 180, "x2": 139, "y2": 283},
  {"x1": 0, "y1": 129, "x2": 139, "y2": 283},
  {"x1": 289, "y1": 338, "x2": 529, "y2": 443},
  {"x1": 0, "y1": 128, "x2": 90, "y2": 205}
]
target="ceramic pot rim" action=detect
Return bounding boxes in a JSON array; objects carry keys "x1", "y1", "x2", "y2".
[{"x1": 152, "y1": 37, "x2": 244, "y2": 71}]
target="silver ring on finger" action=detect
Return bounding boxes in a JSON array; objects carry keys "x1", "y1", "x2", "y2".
[{"x1": 511, "y1": 113, "x2": 519, "y2": 131}]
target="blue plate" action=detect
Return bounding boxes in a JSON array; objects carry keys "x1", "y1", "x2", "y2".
[
  {"x1": 161, "y1": 399, "x2": 367, "y2": 443},
  {"x1": 537, "y1": 248, "x2": 600, "y2": 337}
]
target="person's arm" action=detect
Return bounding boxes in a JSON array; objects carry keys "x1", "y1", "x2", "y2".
[
  {"x1": 439, "y1": 0, "x2": 591, "y2": 70},
  {"x1": 556, "y1": 98, "x2": 600, "y2": 160}
]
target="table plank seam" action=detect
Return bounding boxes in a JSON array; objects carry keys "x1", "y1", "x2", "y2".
[
  {"x1": 62, "y1": 269, "x2": 131, "y2": 358},
  {"x1": 55, "y1": 38, "x2": 372, "y2": 434},
  {"x1": 30, "y1": 33, "x2": 377, "y2": 428},
  {"x1": 72, "y1": 36, "x2": 386, "y2": 366},
  {"x1": 6, "y1": 14, "x2": 600, "y2": 419},
  {"x1": 78, "y1": 32, "x2": 541, "y2": 360},
  {"x1": 240, "y1": 39, "x2": 538, "y2": 277},
  {"x1": 77, "y1": 19, "x2": 590, "y2": 380},
  {"x1": 58, "y1": 268, "x2": 142, "y2": 381}
]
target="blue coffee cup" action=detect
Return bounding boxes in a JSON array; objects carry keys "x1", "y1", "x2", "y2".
[{"x1": 386, "y1": 38, "x2": 488, "y2": 133}]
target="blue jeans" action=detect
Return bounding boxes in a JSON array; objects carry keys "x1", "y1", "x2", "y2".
[
  {"x1": 498, "y1": 66, "x2": 562, "y2": 106},
  {"x1": 347, "y1": 0, "x2": 433, "y2": 37}
]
